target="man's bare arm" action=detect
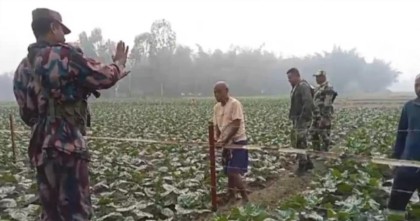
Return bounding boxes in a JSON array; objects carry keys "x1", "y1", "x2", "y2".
[
  {"x1": 220, "y1": 119, "x2": 240, "y2": 144},
  {"x1": 215, "y1": 125, "x2": 221, "y2": 140}
]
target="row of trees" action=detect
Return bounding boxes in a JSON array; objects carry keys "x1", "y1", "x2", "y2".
[
  {"x1": 76, "y1": 19, "x2": 400, "y2": 98},
  {"x1": 0, "y1": 19, "x2": 400, "y2": 100}
]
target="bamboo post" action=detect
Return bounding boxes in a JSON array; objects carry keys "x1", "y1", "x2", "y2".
[
  {"x1": 9, "y1": 114, "x2": 16, "y2": 163},
  {"x1": 208, "y1": 121, "x2": 217, "y2": 211}
]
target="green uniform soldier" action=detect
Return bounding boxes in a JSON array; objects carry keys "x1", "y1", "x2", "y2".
[
  {"x1": 311, "y1": 70, "x2": 337, "y2": 151},
  {"x1": 286, "y1": 68, "x2": 315, "y2": 175}
]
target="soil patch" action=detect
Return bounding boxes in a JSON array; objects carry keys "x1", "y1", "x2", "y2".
[{"x1": 199, "y1": 160, "x2": 326, "y2": 220}]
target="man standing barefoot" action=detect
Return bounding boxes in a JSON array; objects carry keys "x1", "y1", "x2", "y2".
[{"x1": 213, "y1": 81, "x2": 249, "y2": 204}]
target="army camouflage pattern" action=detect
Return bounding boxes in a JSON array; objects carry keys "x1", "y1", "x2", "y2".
[
  {"x1": 68, "y1": 43, "x2": 100, "y2": 130},
  {"x1": 291, "y1": 119, "x2": 311, "y2": 150},
  {"x1": 289, "y1": 79, "x2": 314, "y2": 165},
  {"x1": 289, "y1": 79, "x2": 314, "y2": 149},
  {"x1": 37, "y1": 149, "x2": 92, "y2": 220},
  {"x1": 13, "y1": 57, "x2": 38, "y2": 127},
  {"x1": 310, "y1": 81, "x2": 337, "y2": 151},
  {"x1": 13, "y1": 41, "x2": 126, "y2": 220},
  {"x1": 289, "y1": 79, "x2": 314, "y2": 123},
  {"x1": 13, "y1": 41, "x2": 125, "y2": 167}
]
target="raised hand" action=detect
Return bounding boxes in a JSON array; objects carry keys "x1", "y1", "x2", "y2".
[{"x1": 112, "y1": 41, "x2": 129, "y2": 67}]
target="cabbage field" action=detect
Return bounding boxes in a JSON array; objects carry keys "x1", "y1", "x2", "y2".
[{"x1": 0, "y1": 97, "x2": 416, "y2": 221}]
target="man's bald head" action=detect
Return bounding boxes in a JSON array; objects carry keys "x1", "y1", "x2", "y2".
[
  {"x1": 214, "y1": 81, "x2": 229, "y2": 90},
  {"x1": 214, "y1": 81, "x2": 229, "y2": 103}
]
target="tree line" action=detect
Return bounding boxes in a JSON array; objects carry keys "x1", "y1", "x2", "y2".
[{"x1": 0, "y1": 19, "x2": 400, "y2": 100}]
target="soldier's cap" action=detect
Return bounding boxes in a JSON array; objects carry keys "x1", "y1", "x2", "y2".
[
  {"x1": 32, "y1": 8, "x2": 71, "y2": 34},
  {"x1": 313, "y1": 70, "x2": 326, "y2": 77}
]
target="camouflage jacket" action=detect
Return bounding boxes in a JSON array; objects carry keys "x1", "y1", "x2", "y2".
[
  {"x1": 13, "y1": 41, "x2": 126, "y2": 166},
  {"x1": 289, "y1": 79, "x2": 314, "y2": 123},
  {"x1": 13, "y1": 58, "x2": 38, "y2": 127},
  {"x1": 313, "y1": 81, "x2": 337, "y2": 119}
]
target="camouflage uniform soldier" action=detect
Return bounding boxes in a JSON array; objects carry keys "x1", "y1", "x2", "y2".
[
  {"x1": 13, "y1": 8, "x2": 129, "y2": 220},
  {"x1": 68, "y1": 42, "x2": 101, "y2": 131},
  {"x1": 286, "y1": 68, "x2": 315, "y2": 175},
  {"x1": 311, "y1": 70, "x2": 337, "y2": 151}
]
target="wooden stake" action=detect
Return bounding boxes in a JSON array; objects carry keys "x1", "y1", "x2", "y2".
[
  {"x1": 208, "y1": 121, "x2": 217, "y2": 211},
  {"x1": 9, "y1": 114, "x2": 17, "y2": 163}
]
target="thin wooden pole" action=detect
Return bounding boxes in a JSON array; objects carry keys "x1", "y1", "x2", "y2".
[
  {"x1": 9, "y1": 114, "x2": 16, "y2": 163},
  {"x1": 208, "y1": 121, "x2": 217, "y2": 211}
]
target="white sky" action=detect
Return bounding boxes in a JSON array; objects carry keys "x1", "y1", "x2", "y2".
[{"x1": 0, "y1": 0, "x2": 419, "y2": 91}]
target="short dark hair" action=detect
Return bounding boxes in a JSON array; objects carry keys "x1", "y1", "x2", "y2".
[
  {"x1": 31, "y1": 18, "x2": 54, "y2": 38},
  {"x1": 286, "y1": 68, "x2": 300, "y2": 76}
]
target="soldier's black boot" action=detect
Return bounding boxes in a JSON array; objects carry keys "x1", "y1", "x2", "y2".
[
  {"x1": 295, "y1": 155, "x2": 309, "y2": 176},
  {"x1": 312, "y1": 139, "x2": 320, "y2": 151},
  {"x1": 295, "y1": 156, "x2": 314, "y2": 176},
  {"x1": 295, "y1": 162, "x2": 306, "y2": 176},
  {"x1": 306, "y1": 157, "x2": 314, "y2": 170}
]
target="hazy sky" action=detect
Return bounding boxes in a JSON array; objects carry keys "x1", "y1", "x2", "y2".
[{"x1": 0, "y1": 0, "x2": 418, "y2": 91}]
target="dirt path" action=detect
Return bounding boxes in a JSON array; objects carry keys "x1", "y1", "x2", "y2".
[
  {"x1": 247, "y1": 160, "x2": 326, "y2": 208},
  {"x1": 248, "y1": 169, "x2": 313, "y2": 208},
  {"x1": 199, "y1": 160, "x2": 326, "y2": 220}
]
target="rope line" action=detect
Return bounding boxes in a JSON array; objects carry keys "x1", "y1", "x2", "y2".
[
  {"x1": 4, "y1": 130, "x2": 420, "y2": 212},
  {"x1": 2, "y1": 128, "x2": 420, "y2": 134},
  {"x1": 3, "y1": 129, "x2": 420, "y2": 169},
  {"x1": 204, "y1": 185, "x2": 418, "y2": 196}
]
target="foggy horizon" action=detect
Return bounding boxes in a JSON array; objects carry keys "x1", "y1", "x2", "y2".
[{"x1": 0, "y1": 0, "x2": 419, "y2": 95}]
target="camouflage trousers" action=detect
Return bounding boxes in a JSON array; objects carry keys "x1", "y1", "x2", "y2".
[
  {"x1": 36, "y1": 149, "x2": 92, "y2": 221},
  {"x1": 291, "y1": 119, "x2": 311, "y2": 164},
  {"x1": 310, "y1": 117, "x2": 332, "y2": 151}
]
